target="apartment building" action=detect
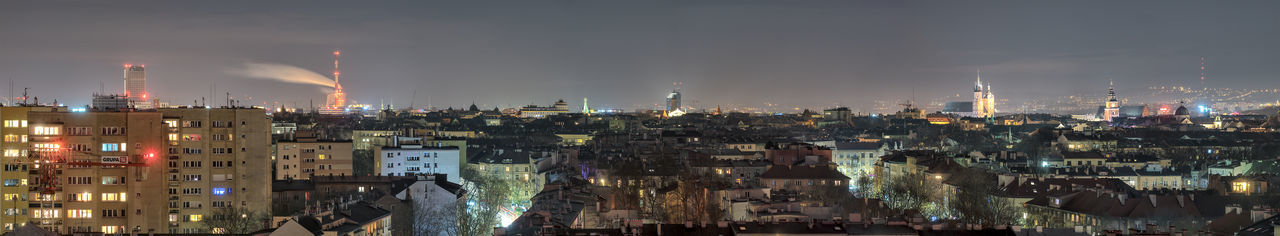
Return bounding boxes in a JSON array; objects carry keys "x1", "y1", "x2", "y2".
[
  {"x1": 375, "y1": 139, "x2": 461, "y2": 183},
  {"x1": 0, "y1": 106, "x2": 55, "y2": 233},
  {"x1": 275, "y1": 137, "x2": 353, "y2": 180},
  {"x1": 155, "y1": 108, "x2": 273, "y2": 233},
  {"x1": 23, "y1": 108, "x2": 168, "y2": 234}
]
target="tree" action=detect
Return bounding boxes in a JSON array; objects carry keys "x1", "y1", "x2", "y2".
[
  {"x1": 457, "y1": 166, "x2": 531, "y2": 236},
  {"x1": 353, "y1": 149, "x2": 374, "y2": 176},
  {"x1": 200, "y1": 207, "x2": 270, "y2": 234},
  {"x1": 881, "y1": 171, "x2": 938, "y2": 212},
  {"x1": 946, "y1": 168, "x2": 1021, "y2": 226}
]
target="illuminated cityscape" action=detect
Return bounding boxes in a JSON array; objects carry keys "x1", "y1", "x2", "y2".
[{"x1": 3, "y1": 1, "x2": 1280, "y2": 236}]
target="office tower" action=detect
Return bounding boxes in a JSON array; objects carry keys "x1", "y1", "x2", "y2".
[{"x1": 123, "y1": 65, "x2": 151, "y2": 109}]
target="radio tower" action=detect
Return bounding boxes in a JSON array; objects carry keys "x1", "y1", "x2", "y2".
[
  {"x1": 327, "y1": 50, "x2": 346, "y2": 109},
  {"x1": 1200, "y1": 56, "x2": 1206, "y2": 90}
]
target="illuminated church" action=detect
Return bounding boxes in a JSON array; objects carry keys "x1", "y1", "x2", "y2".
[
  {"x1": 940, "y1": 71, "x2": 997, "y2": 118},
  {"x1": 972, "y1": 71, "x2": 997, "y2": 118}
]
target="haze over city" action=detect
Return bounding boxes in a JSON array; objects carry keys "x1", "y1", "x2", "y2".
[{"x1": 4, "y1": 0, "x2": 1280, "y2": 112}]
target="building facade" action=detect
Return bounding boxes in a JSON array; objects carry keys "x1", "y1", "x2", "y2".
[
  {"x1": 276, "y1": 139, "x2": 354, "y2": 180},
  {"x1": 375, "y1": 144, "x2": 461, "y2": 183},
  {"x1": 156, "y1": 108, "x2": 273, "y2": 233}
]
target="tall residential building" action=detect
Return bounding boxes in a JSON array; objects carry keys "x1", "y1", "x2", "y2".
[
  {"x1": 275, "y1": 138, "x2": 353, "y2": 180},
  {"x1": 1104, "y1": 80, "x2": 1121, "y2": 122},
  {"x1": 0, "y1": 106, "x2": 54, "y2": 234},
  {"x1": 123, "y1": 65, "x2": 151, "y2": 109},
  {"x1": 972, "y1": 71, "x2": 996, "y2": 118},
  {"x1": 155, "y1": 108, "x2": 272, "y2": 233}
]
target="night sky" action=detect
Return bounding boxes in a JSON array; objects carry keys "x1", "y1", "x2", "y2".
[{"x1": 2, "y1": 1, "x2": 1278, "y2": 111}]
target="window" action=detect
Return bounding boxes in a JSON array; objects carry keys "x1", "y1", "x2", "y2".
[
  {"x1": 68, "y1": 192, "x2": 92, "y2": 202},
  {"x1": 1, "y1": 179, "x2": 17, "y2": 187},
  {"x1": 32, "y1": 209, "x2": 59, "y2": 218},
  {"x1": 101, "y1": 176, "x2": 123, "y2": 185},
  {"x1": 181, "y1": 188, "x2": 202, "y2": 195},
  {"x1": 164, "y1": 120, "x2": 179, "y2": 128},
  {"x1": 70, "y1": 144, "x2": 92, "y2": 152},
  {"x1": 181, "y1": 121, "x2": 202, "y2": 128},
  {"x1": 183, "y1": 161, "x2": 202, "y2": 168},
  {"x1": 212, "y1": 188, "x2": 229, "y2": 196},
  {"x1": 32, "y1": 126, "x2": 59, "y2": 135},
  {"x1": 182, "y1": 134, "x2": 201, "y2": 141},
  {"x1": 183, "y1": 175, "x2": 201, "y2": 182},
  {"x1": 2, "y1": 135, "x2": 26, "y2": 143},
  {"x1": 1, "y1": 149, "x2": 19, "y2": 157},
  {"x1": 68, "y1": 176, "x2": 92, "y2": 185},
  {"x1": 183, "y1": 148, "x2": 202, "y2": 154},
  {"x1": 33, "y1": 143, "x2": 60, "y2": 151},
  {"x1": 101, "y1": 143, "x2": 125, "y2": 152},
  {"x1": 3, "y1": 120, "x2": 26, "y2": 128},
  {"x1": 68, "y1": 127, "x2": 92, "y2": 136},
  {"x1": 168, "y1": 134, "x2": 179, "y2": 141},
  {"x1": 188, "y1": 214, "x2": 202, "y2": 222},
  {"x1": 318, "y1": 154, "x2": 326, "y2": 160},
  {"x1": 101, "y1": 226, "x2": 122, "y2": 233}
]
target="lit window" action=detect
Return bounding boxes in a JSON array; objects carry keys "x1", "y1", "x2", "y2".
[
  {"x1": 189, "y1": 214, "x2": 202, "y2": 222},
  {"x1": 318, "y1": 154, "x2": 326, "y2": 160},
  {"x1": 3, "y1": 120, "x2": 26, "y2": 128},
  {"x1": 212, "y1": 188, "x2": 229, "y2": 196},
  {"x1": 101, "y1": 143, "x2": 125, "y2": 152},
  {"x1": 32, "y1": 126, "x2": 59, "y2": 135},
  {"x1": 168, "y1": 134, "x2": 178, "y2": 141},
  {"x1": 68, "y1": 209, "x2": 92, "y2": 218}
]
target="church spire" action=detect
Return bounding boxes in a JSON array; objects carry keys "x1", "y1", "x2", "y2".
[{"x1": 974, "y1": 69, "x2": 983, "y2": 92}]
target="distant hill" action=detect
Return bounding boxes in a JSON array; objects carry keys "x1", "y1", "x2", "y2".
[{"x1": 1239, "y1": 106, "x2": 1280, "y2": 116}]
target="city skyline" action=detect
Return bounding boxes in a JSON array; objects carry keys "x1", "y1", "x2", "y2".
[{"x1": 3, "y1": 1, "x2": 1280, "y2": 111}]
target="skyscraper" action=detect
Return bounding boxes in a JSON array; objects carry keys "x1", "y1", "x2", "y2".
[
  {"x1": 123, "y1": 65, "x2": 150, "y2": 109},
  {"x1": 666, "y1": 90, "x2": 682, "y2": 116}
]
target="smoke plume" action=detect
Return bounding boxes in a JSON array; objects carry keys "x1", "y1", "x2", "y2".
[{"x1": 230, "y1": 63, "x2": 335, "y2": 90}]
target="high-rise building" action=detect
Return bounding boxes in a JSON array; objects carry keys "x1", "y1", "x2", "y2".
[
  {"x1": 972, "y1": 71, "x2": 996, "y2": 118},
  {"x1": 4, "y1": 107, "x2": 269, "y2": 234},
  {"x1": 666, "y1": 90, "x2": 682, "y2": 116},
  {"x1": 122, "y1": 65, "x2": 151, "y2": 109},
  {"x1": 0, "y1": 106, "x2": 54, "y2": 234},
  {"x1": 154, "y1": 108, "x2": 272, "y2": 233}
]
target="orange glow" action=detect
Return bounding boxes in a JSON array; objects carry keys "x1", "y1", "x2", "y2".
[
  {"x1": 334, "y1": 51, "x2": 341, "y2": 56},
  {"x1": 124, "y1": 64, "x2": 132, "y2": 68},
  {"x1": 141, "y1": 93, "x2": 148, "y2": 99}
]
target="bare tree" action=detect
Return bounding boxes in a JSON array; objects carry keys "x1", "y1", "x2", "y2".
[{"x1": 200, "y1": 207, "x2": 270, "y2": 234}]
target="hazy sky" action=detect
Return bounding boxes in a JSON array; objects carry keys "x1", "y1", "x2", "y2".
[{"x1": 2, "y1": 0, "x2": 1278, "y2": 111}]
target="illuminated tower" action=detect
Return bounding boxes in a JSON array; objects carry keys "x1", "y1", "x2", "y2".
[
  {"x1": 1104, "y1": 80, "x2": 1120, "y2": 122},
  {"x1": 326, "y1": 50, "x2": 346, "y2": 109},
  {"x1": 971, "y1": 70, "x2": 996, "y2": 118},
  {"x1": 123, "y1": 64, "x2": 151, "y2": 108}
]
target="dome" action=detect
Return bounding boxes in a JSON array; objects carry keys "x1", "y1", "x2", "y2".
[{"x1": 1174, "y1": 105, "x2": 1190, "y2": 116}]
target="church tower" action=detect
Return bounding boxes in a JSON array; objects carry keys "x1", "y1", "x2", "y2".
[
  {"x1": 972, "y1": 70, "x2": 995, "y2": 118},
  {"x1": 1104, "y1": 80, "x2": 1121, "y2": 122}
]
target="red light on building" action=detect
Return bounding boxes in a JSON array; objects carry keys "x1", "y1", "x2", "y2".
[{"x1": 124, "y1": 64, "x2": 132, "y2": 68}]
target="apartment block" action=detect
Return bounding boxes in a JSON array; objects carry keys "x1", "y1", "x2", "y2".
[
  {"x1": 374, "y1": 138, "x2": 460, "y2": 183},
  {"x1": 23, "y1": 108, "x2": 168, "y2": 234},
  {"x1": 0, "y1": 106, "x2": 55, "y2": 233},
  {"x1": 156, "y1": 108, "x2": 273, "y2": 233},
  {"x1": 276, "y1": 138, "x2": 353, "y2": 180}
]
